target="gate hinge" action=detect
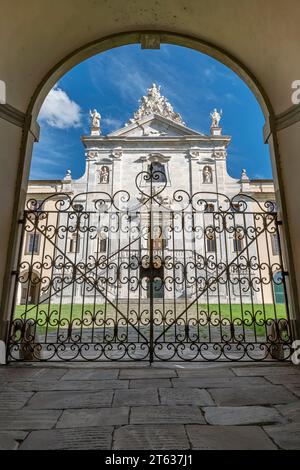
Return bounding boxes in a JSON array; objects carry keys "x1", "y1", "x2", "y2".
[
  {"x1": 11, "y1": 270, "x2": 19, "y2": 276},
  {"x1": 282, "y1": 271, "x2": 289, "y2": 277},
  {"x1": 276, "y1": 220, "x2": 283, "y2": 226},
  {"x1": 18, "y1": 218, "x2": 25, "y2": 224}
]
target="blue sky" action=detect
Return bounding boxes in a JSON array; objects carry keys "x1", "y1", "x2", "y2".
[{"x1": 31, "y1": 44, "x2": 272, "y2": 181}]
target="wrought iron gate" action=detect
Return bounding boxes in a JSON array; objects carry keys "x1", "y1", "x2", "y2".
[{"x1": 7, "y1": 168, "x2": 293, "y2": 361}]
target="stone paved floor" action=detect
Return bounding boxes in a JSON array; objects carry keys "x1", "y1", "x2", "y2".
[{"x1": 0, "y1": 361, "x2": 300, "y2": 450}]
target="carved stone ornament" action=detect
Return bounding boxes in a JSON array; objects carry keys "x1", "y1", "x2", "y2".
[
  {"x1": 63, "y1": 169, "x2": 72, "y2": 183},
  {"x1": 214, "y1": 150, "x2": 227, "y2": 159},
  {"x1": 241, "y1": 168, "x2": 250, "y2": 182},
  {"x1": 127, "y1": 83, "x2": 185, "y2": 126},
  {"x1": 112, "y1": 147, "x2": 123, "y2": 159},
  {"x1": 86, "y1": 151, "x2": 98, "y2": 160},
  {"x1": 189, "y1": 149, "x2": 201, "y2": 159},
  {"x1": 140, "y1": 34, "x2": 160, "y2": 50}
]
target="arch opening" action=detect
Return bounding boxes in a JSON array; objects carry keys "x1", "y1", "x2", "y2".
[{"x1": 2, "y1": 31, "x2": 297, "y2": 362}]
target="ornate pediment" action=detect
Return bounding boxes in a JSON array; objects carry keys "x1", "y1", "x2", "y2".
[
  {"x1": 126, "y1": 83, "x2": 184, "y2": 126},
  {"x1": 108, "y1": 114, "x2": 204, "y2": 138}
]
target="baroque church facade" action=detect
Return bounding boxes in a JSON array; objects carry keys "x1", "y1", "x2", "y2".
[{"x1": 18, "y1": 84, "x2": 279, "y2": 307}]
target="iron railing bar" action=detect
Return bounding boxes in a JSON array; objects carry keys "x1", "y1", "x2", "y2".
[
  {"x1": 17, "y1": 214, "x2": 150, "y2": 342},
  {"x1": 19, "y1": 215, "x2": 145, "y2": 314},
  {"x1": 154, "y1": 215, "x2": 276, "y2": 342}
]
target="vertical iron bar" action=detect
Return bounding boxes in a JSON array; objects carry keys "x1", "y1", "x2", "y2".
[
  {"x1": 276, "y1": 218, "x2": 292, "y2": 342},
  {"x1": 6, "y1": 215, "x2": 27, "y2": 361},
  {"x1": 149, "y1": 171, "x2": 154, "y2": 364}
]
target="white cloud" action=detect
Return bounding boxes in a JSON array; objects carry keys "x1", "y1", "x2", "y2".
[
  {"x1": 39, "y1": 86, "x2": 82, "y2": 129},
  {"x1": 30, "y1": 126, "x2": 74, "y2": 179},
  {"x1": 102, "y1": 117, "x2": 122, "y2": 131}
]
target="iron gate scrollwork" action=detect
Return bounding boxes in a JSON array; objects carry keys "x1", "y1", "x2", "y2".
[{"x1": 7, "y1": 168, "x2": 293, "y2": 361}]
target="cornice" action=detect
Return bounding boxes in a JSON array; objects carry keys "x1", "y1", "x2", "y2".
[
  {"x1": 263, "y1": 104, "x2": 300, "y2": 142},
  {"x1": 0, "y1": 103, "x2": 40, "y2": 141},
  {"x1": 275, "y1": 104, "x2": 300, "y2": 131},
  {"x1": 0, "y1": 104, "x2": 25, "y2": 127}
]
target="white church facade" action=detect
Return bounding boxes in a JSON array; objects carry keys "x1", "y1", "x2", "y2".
[{"x1": 18, "y1": 84, "x2": 280, "y2": 308}]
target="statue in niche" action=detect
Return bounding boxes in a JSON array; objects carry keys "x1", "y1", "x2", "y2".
[
  {"x1": 99, "y1": 165, "x2": 109, "y2": 184},
  {"x1": 203, "y1": 166, "x2": 213, "y2": 184},
  {"x1": 210, "y1": 108, "x2": 222, "y2": 127}
]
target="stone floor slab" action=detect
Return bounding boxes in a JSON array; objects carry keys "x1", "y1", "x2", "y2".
[
  {"x1": 119, "y1": 368, "x2": 177, "y2": 379},
  {"x1": 4, "y1": 379, "x2": 129, "y2": 392},
  {"x1": 176, "y1": 368, "x2": 234, "y2": 378},
  {"x1": 275, "y1": 402, "x2": 300, "y2": 422},
  {"x1": 0, "y1": 367, "x2": 68, "y2": 382},
  {"x1": 286, "y1": 384, "x2": 300, "y2": 398},
  {"x1": 0, "y1": 392, "x2": 34, "y2": 409},
  {"x1": 172, "y1": 376, "x2": 268, "y2": 388},
  {"x1": 30, "y1": 368, "x2": 69, "y2": 380},
  {"x1": 129, "y1": 378, "x2": 171, "y2": 388},
  {"x1": 265, "y1": 374, "x2": 300, "y2": 385},
  {"x1": 0, "y1": 410, "x2": 61, "y2": 430},
  {"x1": 263, "y1": 423, "x2": 300, "y2": 449},
  {"x1": 203, "y1": 406, "x2": 286, "y2": 425},
  {"x1": 57, "y1": 406, "x2": 129, "y2": 427},
  {"x1": 27, "y1": 390, "x2": 113, "y2": 409},
  {"x1": 232, "y1": 365, "x2": 300, "y2": 377},
  {"x1": 113, "y1": 389, "x2": 159, "y2": 406},
  {"x1": 0, "y1": 367, "x2": 46, "y2": 382},
  {"x1": 20, "y1": 427, "x2": 113, "y2": 450},
  {"x1": 159, "y1": 387, "x2": 214, "y2": 406},
  {"x1": 60, "y1": 368, "x2": 119, "y2": 380},
  {"x1": 130, "y1": 405, "x2": 205, "y2": 424},
  {"x1": 113, "y1": 424, "x2": 189, "y2": 450},
  {"x1": 0, "y1": 431, "x2": 28, "y2": 450},
  {"x1": 209, "y1": 385, "x2": 296, "y2": 406},
  {"x1": 186, "y1": 425, "x2": 277, "y2": 449}
]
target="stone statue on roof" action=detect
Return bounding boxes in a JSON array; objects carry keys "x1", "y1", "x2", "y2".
[
  {"x1": 90, "y1": 109, "x2": 101, "y2": 135},
  {"x1": 127, "y1": 83, "x2": 185, "y2": 125},
  {"x1": 210, "y1": 108, "x2": 222, "y2": 128}
]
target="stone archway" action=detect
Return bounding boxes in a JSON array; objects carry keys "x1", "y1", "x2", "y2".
[{"x1": 1, "y1": 30, "x2": 298, "y2": 353}]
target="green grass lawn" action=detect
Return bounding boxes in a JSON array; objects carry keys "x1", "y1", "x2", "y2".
[{"x1": 13, "y1": 302, "x2": 288, "y2": 339}]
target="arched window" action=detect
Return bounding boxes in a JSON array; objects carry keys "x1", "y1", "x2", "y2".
[{"x1": 149, "y1": 162, "x2": 167, "y2": 182}]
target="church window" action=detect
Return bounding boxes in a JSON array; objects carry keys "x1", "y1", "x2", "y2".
[
  {"x1": 69, "y1": 233, "x2": 80, "y2": 253},
  {"x1": 233, "y1": 233, "x2": 243, "y2": 252},
  {"x1": 149, "y1": 162, "x2": 167, "y2": 182},
  {"x1": 98, "y1": 237, "x2": 107, "y2": 253},
  {"x1": 205, "y1": 202, "x2": 215, "y2": 212},
  {"x1": 271, "y1": 233, "x2": 279, "y2": 256},
  {"x1": 25, "y1": 233, "x2": 40, "y2": 255},
  {"x1": 73, "y1": 203, "x2": 84, "y2": 212},
  {"x1": 206, "y1": 231, "x2": 216, "y2": 252},
  {"x1": 28, "y1": 199, "x2": 44, "y2": 212},
  {"x1": 231, "y1": 202, "x2": 242, "y2": 212}
]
